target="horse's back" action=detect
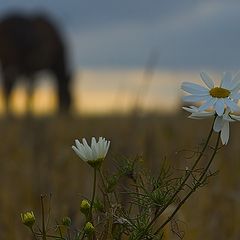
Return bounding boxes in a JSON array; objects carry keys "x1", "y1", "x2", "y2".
[{"x1": 0, "y1": 13, "x2": 64, "y2": 73}]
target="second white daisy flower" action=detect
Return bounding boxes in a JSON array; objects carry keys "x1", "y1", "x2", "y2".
[{"x1": 72, "y1": 137, "x2": 110, "y2": 168}]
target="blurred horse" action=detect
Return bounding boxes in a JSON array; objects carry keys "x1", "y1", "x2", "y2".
[{"x1": 0, "y1": 13, "x2": 71, "y2": 112}]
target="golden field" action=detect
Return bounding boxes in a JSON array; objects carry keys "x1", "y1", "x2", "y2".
[{"x1": 1, "y1": 112, "x2": 240, "y2": 239}]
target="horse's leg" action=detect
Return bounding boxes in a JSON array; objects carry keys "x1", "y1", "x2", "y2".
[
  {"x1": 2, "y1": 69, "x2": 15, "y2": 114},
  {"x1": 25, "y1": 77, "x2": 34, "y2": 115},
  {"x1": 52, "y1": 57, "x2": 71, "y2": 112}
]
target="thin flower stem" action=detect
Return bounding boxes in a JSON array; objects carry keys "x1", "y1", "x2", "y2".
[
  {"x1": 88, "y1": 168, "x2": 98, "y2": 240},
  {"x1": 99, "y1": 169, "x2": 120, "y2": 206},
  {"x1": 46, "y1": 194, "x2": 52, "y2": 230},
  {"x1": 30, "y1": 227, "x2": 39, "y2": 240},
  {"x1": 99, "y1": 169, "x2": 111, "y2": 206},
  {"x1": 133, "y1": 117, "x2": 215, "y2": 240},
  {"x1": 41, "y1": 195, "x2": 47, "y2": 240},
  {"x1": 56, "y1": 222, "x2": 63, "y2": 239},
  {"x1": 35, "y1": 232, "x2": 66, "y2": 239},
  {"x1": 155, "y1": 132, "x2": 221, "y2": 235},
  {"x1": 67, "y1": 228, "x2": 71, "y2": 240},
  {"x1": 80, "y1": 233, "x2": 85, "y2": 240},
  {"x1": 89, "y1": 168, "x2": 97, "y2": 222},
  {"x1": 113, "y1": 190, "x2": 119, "y2": 205}
]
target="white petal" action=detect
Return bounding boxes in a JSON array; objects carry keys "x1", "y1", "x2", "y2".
[
  {"x1": 181, "y1": 82, "x2": 209, "y2": 94},
  {"x1": 104, "y1": 140, "x2": 110, "y2": 157},
  {"x1": 82, "y1": 138, "x2": 90, "y2": 148},
  {"x1": 215, "y1": 99, "x2": 225, "y2": 116},
  {"x1": 106, "y1": 141, "x2": 110, "y2": 156},
  {"x1": 97, "y1": 137, "x2": 105, "y2": 158},
  {"x1": 198, "y1": 97, "x2": 216, "y2": 111},
  {"x1": 230, "y1": 91, "x2": 240, "y2": 100},
  {"x1": 222, "y1": 109, "x2": 233, "y2": 122},
  {"x1": 182, "y1": 106, "x2": 198, "y2": 113},
  {"x1": 74, "y1": 140, "x2": 87, "y2": 158},
  {"x1": 231, "y1": 81, "x2": 240, "y2": 93},
  {"x1": 102, "y1": 141, "x2": 108, "y2": 157},
  {"x1": 72, "y1": 145, "x2": 80, "y2": 155},
  {"x1": 225, "y1": 99, "x2": 240, "y2": 112},
  {"x1": 92, "y1": 145, "x2": 98, "y2": 159},
  {"x1": 72, "y1": 146, "x2": 87, "y2": 161},
  {"x1": 85, "y1": 148, "x2": 93, "y2": 160},
  {"x1": 223, "y1": 114, "x2": 235, "y2": 122},
  {"x1": 189, "y1": 116, "x2": 204, "y2": 120},
  {"x1": 102, "y1": 140, "x2": 108, "y2": 157},
  {"x1": 91, "y1": 137, "x2": 98, "y2": 158},
  {"x1": 225, "y1": 107, "x2": 231, "y2": 115},
  {"x1": 82, "y1": 138, "x2": 94, "y2": 159},
  {"x1": 229, "y1": 71, "x2": 240, "y2": 90},
  {"x1": 97, "y1": 137, "x2": 102, "y2": 151},
  {"x1": 221, "y1": 72, "x2": 232, "y2": 89},
  {"x1": 182, "y1": 95, "x2": 208, "y2": 102},
  {"x1": 230, "y1": 114, "x2": 240, "y2": 121},
  {"x1": 75, "y1": 139, "x2": 82, "y2": 150},
  {"x1": 96, "y1": 138, "x2": 101, "y2": 153},
  {"x1": 232, "y1": 71, "x2": 240, "y2": 83},
  {"x1": 190, "y1": 112, "x2": 214, "y2": 119},
  {"x1": 200, "y1": 72, "x2": 214, "y2": 89},
  {"x1": 193, "y1": 111, "x2": 214, "y2": 117},
  {"x1": 188, "y1": 116, "x2": 203, "y2": 120},
  {"x1": 221, "y1": 122, "x2": 229, "y2": 145},
  {"x1": 91, "y1": 137, "x2": 97, "y2": 148},
  {"x1": 78, "y1": 142, "x2": 86, "y2": 152},
  {"x1": 213, "y1": 116, "x2": 224, "y2": 132}
]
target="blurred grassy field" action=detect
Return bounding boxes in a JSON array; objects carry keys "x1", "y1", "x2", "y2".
[{"x1": 1, "y1": 111, "x2": 240, "y2": 239}]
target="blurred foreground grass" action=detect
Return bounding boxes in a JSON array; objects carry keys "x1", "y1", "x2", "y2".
[{"x1": 1, "y1": 112, "x2": 240, "y2": 240}]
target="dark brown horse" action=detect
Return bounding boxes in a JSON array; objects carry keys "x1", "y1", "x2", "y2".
[{"x1": 0, "y1": 13, "x2": 71, "y2": 112}]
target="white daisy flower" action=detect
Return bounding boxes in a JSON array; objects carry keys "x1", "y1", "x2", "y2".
[
  {"x1": 72, "y1": 137, "x2": 110, "y2": 168},
  {"x1": 181, "y1": 72, "x2": 240, "y2": 116}
]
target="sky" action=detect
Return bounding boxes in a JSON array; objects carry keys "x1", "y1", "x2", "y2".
[
  {"x1": 0, "y1": 1, "x2": 240, "y2": 114},
  {"x1": 0, "y1": 1, "x2": 240, "y2": 70}
]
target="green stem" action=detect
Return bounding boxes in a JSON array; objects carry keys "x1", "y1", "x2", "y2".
[
  {"x1": 56, "y1": 222, "x2": 63, "y2": 239},
  {"x1": 89, "y1": 168, "x2": 97, "y2": 222},
  {"x1": 35, "y1": 232, "x2": 66, "y2": 239},
  {"x1": 41, "y1": 195, "x2": 47, "y2": 240},
  {"x1": 155, "y1": 132, "x2": 221, "y2": 235},
  {"x1": 30, "y1": 227, "x2": 39, "y2": 240},
  {"x1": 133, "y1": 117, "x2": 215, "y2": 240},
  {"x1": 67, "y1": 228, "x2": 71, "y2": 240},
  {"x1": 99, "y1": 169, "x2": 111, "y2": 206},
  {"x1": 80, "y1": 233, "x2": 85, "y2": 240}
]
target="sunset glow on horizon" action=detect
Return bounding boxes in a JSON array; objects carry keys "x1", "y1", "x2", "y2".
[{"x1": 0, "y1": 69, "x2": 223, "y2": 116}]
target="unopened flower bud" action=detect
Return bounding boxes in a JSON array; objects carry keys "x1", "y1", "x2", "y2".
[
  {"x1": 62, "y1": 217, "x2": 71, "y2": 226},
  {"x1": 80, "y1": 199, "x2": 90, "y2": 216},
  {"x1": 21, "y1": 211, "x2": 35, "y2": 228},
  {"x1": 84, "y1": 222, "x2": 95, "y2": 235}
]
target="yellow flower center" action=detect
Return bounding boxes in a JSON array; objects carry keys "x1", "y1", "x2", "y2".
[{"x1": 209, "y1": 87, "x2": 230, "y2": 98}]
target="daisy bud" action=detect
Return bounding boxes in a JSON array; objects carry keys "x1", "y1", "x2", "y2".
[
  {"x1": 84, "y1": 222, "x2": 95, "y2": 235},
  {"x1": 62, "y1": 217, "x2": 71, "y2": 227},
  {"x1": 80, "y1": 199, "x2": 90, "y2": 216},
  {"x1": 21, "y1": 211, "x2": 35, "y2": 228}
]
